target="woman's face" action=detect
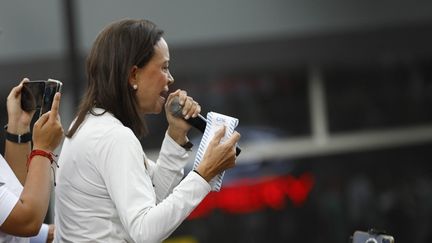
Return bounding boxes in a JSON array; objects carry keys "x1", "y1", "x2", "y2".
[{"x1": 132, "y1": 37, "x2": 174, "y2": 114}]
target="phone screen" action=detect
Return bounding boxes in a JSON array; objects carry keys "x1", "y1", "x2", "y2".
[
  {"x1": 21, "y1": 81, "x2": 45, "y2": 112},
  {"x1": 21, "y1": 79, "x2": 62, "y2": 117},
  {"x1": 42, "y1": 79, "x2": 62, "y2": 114}
]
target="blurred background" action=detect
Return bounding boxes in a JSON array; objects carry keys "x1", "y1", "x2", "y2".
[{"x1": 1, "y1": 0, "x2": 432, "y2": 242}]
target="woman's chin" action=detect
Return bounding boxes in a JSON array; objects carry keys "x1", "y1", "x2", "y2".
[{"x1": 143, "y1": 106, "x2": 163, "y2": 115}]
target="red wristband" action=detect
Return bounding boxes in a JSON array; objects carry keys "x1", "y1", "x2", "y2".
[{"x1": 27, "y1": 149, "x2": 56, "y2": 169}]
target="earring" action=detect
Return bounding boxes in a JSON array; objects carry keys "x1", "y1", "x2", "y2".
[{"x1": 133, "y1": 84, "x2": 138, "y2": 90}]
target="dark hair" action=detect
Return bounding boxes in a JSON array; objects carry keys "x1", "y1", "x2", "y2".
[{"x1": 66, "y1": 18, "x2": 164, "y2": 138}]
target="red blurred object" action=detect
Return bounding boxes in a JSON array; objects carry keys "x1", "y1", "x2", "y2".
[{"x1": 188, "y1": 173, "x2": 314, "y2": 220}]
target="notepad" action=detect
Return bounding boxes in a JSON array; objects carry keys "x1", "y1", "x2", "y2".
[{"x1": 193, "y1": 112, "x2": 239, "y2": 191}]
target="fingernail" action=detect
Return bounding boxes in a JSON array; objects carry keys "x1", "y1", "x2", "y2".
[{"x1": 184, "y1": 115, "x2": 189, "y2": 119}]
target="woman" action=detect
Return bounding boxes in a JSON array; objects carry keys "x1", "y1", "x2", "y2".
[
  {"x1": 54, "y1": 18, "x2": 240, "y2": 242},
  {"x1": 1, "y1": 79, "x2": 63, "y2": 242}
]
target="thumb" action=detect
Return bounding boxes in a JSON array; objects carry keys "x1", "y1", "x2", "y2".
[{"x1": 209, "y1": 126, "x2": 226, "y2": 146}]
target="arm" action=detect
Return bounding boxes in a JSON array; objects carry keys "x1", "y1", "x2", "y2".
[
  {"x1": 147, "y1": 132, "x2": 190, "y2": 202},
  {"x1": 144, "y1": 90, "x2": 200, "y2": 200},
  {"x1": 104, "y1": 127, "x2": 239, "y2": 243},
  {"x1": 0, "y1": 93, "x2": 63, "y2": 237},
  {"x1": 4, "y1": 79, "x2": 34, "y2": 184},
  {"x1": 102, "y1": 130, "x2": 210, "y2": 243},
  {"x1": 29, "y1": 224, "x2": 54, "y2": 243},
  {"x1": 4, "y1": 134, "x2": 31, "y2": 185},
  {"x1": 0, "y1": 155, "x2": 52, "y2": 236}
]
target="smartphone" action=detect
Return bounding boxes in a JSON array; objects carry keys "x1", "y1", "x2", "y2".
[
  {"x1": 21, "y1": 79, "x2": 63, "y2": 117},
  {"x1": 352, "y1": 230, "x2": 394, "y2": 243}
]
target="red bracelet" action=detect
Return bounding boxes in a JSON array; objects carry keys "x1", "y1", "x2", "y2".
[{"x1": 27, "y1": 149, "x2": 57, "y2": 169}]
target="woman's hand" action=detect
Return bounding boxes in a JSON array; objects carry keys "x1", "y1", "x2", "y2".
[
  {"x1": 164, "y1": 89, "x2": 201, "y2": 145},
  {"x1": 46, "y1": 224, "x2": 55, "y2": 243},
  {"x1": 6, "y1": 78, "x2": 35, "y2": 134},
  {"x1": 195, "y1": 126, "x2": 241, "y2": 181}
]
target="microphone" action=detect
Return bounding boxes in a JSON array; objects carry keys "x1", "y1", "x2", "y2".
[{"x1": 169, "y1": 96, "x2": 241, "y2": 156}]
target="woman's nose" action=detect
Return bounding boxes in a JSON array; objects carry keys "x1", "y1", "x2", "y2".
[{"x1": 167, "y1": 71, "x2": 174, "y2": 85}]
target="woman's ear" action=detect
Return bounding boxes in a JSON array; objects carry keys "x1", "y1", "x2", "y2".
[{"x1": 128, "y1": 65, "x2": 139, "y2": 88}]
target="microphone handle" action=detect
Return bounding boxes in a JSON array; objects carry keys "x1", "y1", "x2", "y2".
[{"x1": 187, "y1": 114, "x2": 207, "y2": 133}]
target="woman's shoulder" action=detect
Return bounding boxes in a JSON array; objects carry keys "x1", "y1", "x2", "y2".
[
  {"x1": 105, "y1": 124, "x2": 137, "y2": 141},
  {"x1": 73, "y1": 110, "x2": 137, "y2": 144}
]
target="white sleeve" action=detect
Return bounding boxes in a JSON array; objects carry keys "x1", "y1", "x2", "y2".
[
  {"x1": 99, "y1": 128, "x2": 211, "y2": 243},
  {"x1": 30, "y1": 223, "x2": 49, "y2": 243},
  {"x1": 0, "y1": 183, "x2": 19, "y2": 226},
  {"x1": 147, "y1": 132, "x2": 190, "y2": 202}
]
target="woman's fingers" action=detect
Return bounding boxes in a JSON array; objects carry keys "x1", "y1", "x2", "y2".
[{"x1": 49, "y1": 93, "x2": 61, "y2": 121}]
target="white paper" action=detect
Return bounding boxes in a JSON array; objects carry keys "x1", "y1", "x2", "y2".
[{"x1": 193, "y1": 112, "x2": 239, "y2": 191}]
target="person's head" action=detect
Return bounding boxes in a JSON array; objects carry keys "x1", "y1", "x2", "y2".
[{"x1": 67, "y1": 18, "x2": 174, "y2": 138}]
